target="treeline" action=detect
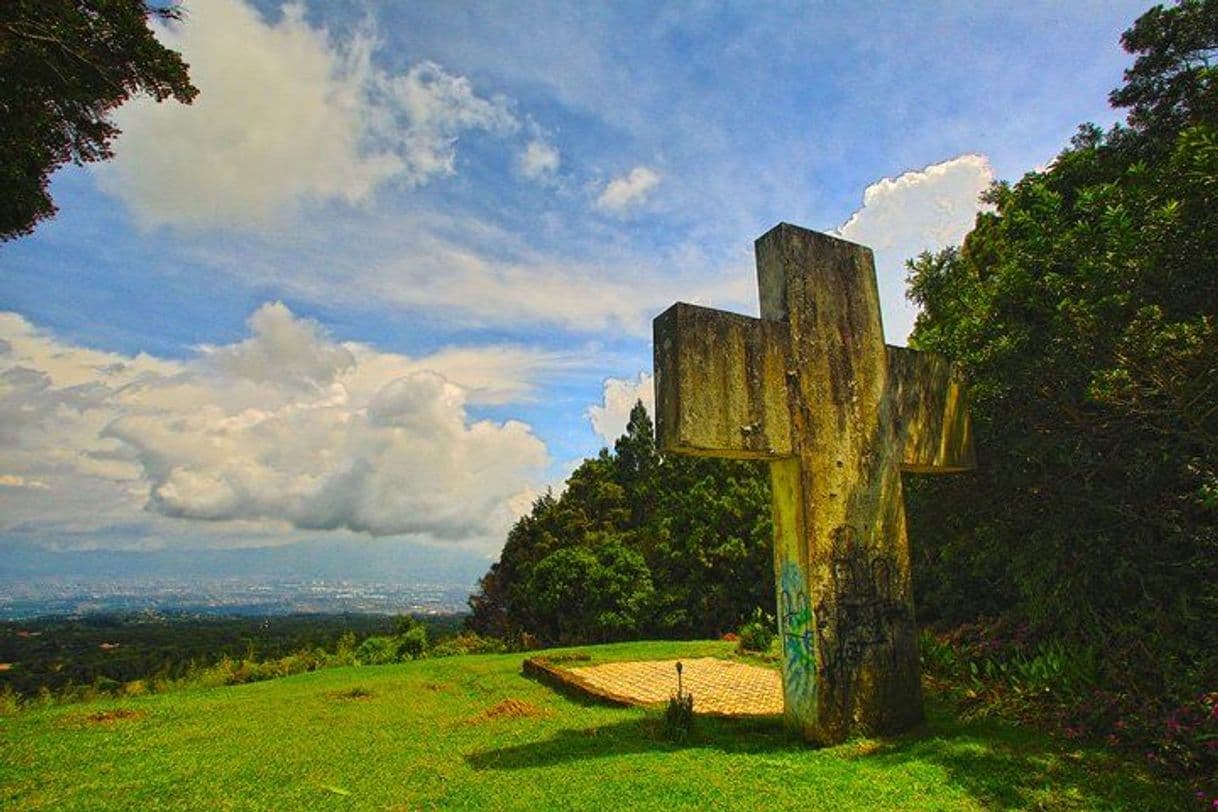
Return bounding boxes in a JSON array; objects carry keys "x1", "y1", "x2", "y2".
[
  {"x1": 467, "y1": 404, "x2": 774, "y2": 644},
  {"x1": 0, "y1": 612, "x2": 463, "y2": 697},
  {"x1": 905, "y1": 0, "x2": 1216, "y2": 699}
]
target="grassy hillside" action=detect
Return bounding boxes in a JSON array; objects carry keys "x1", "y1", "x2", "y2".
[{"x1": 0, "y1": 641, "x2": 1189, "y2": 810}]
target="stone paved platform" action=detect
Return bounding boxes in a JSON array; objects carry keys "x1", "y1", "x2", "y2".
[{"x1": 563, "y1": 657, "x2": 783, "y2": 716}]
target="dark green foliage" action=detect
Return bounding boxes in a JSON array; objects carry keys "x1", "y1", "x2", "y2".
[
  {"x1": 652, "y1": 457, "x2": 773, "y2": 637},
  {"x1": 0, "y1": 612, "x2": 420, "y2": 697},
  {"x1": 527, "y1": 543, "x2": 655, "y2": 643},
  {"x1": 468, "y1": 401, "x2": 773, "y2": 644},
  {"x1": 661, "y1": 660, "x2": 696, "y2": 742},
  {"x1": 355, "y1": 635, "x2": 401, "y2": 666},
  {"x1": 919, "y1": 623, "x2": 1098, "y2": 708},
  {"x1": 661, "y1": 689, "x2": 695, "y2": 742},
  {"x1": 906, "y1": 0, "x2": 1217, "y2": 701},
  {"x1": 429, "y1": 631, "x2": 507, "y2": 657},
  {"x1": 396, "y1": 626, "x2": 428, "y2": 660},
  {"x1": 736, "y1": 609, "x2": 776, "y2": 655},
  {"x1": 0, "y1": 1, "x2": 198, "y2": 240},
  {"x1": 921, "y1": 623, "x2": 1217, "y2": 782},
  {"x1": 1109, "y1": 0, "x2": 1218, "y2": 153}
]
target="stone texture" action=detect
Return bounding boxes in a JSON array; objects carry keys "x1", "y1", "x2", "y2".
[
  {"x1": 653, "y1": 222, "x2": 976, "y2": 744},
  {"x1": 888, "y1": 346, "x2": 976, "y2": 473},
  {"x1": 653, "y1": 304, "x2": 792, "y2": 459}
]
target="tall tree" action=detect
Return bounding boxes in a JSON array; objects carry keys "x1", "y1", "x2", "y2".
[
  {"x1": 1, "y1": 1, "x2": 197, "y2": 241},
  {"x1": 905, "y1": 0, "x2": 1217, "y2": 696},
  {"x1": 1109, "y1": 0, "x2": 1218, "y2": 152},
  {"x1": 467, "y1": 404, "x2": 773, "y2": 644},
  {"x1": 613, "y1": 400, "x2": 660, "y2": 528},
  {"x1": 648, "y1": 455, "x2": 773, "y2": 638}
]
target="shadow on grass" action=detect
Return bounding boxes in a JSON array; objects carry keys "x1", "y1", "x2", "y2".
[
  {"x1": 864, "y1": 707, "x2": 1184, "y2": 810},
  {"x1": 465, "y1": 701, "x2": 1185, "y2": 810},
  {"x1": 465, "y1": 714, "x2": 795, "y2": 770}
]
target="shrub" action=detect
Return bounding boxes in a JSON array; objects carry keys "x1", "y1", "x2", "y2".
[
  {"x1": 661, "y1": 661, "x2": 695, "y2": 742},
  {"x1": 922, "y1": 622, "x2": 1216, "y2": 789},
  {"x1": 355, "y1": 636, "x2": 399, "y2": 666},
  {"x1": 333, "y1": 631, "x2": 359, "y2": 666},
  {"x1": 397, "y1": 627, "x2": 428, "y2": 661},
  {"x1": 122, "y1": 680, "x2": 148, "y2": 697},
  {"x1": 1066, "y1": 688, "x2": 1218, "y2": 781},
  {"x1": 662, "y1": 691, "x2": 695, "y2": 742},
  {"x1": 736, "y1": 609, "x2": 776, "y2": 654},
  {"x1": 431, "y1": 631, "x2": 508, "y2": 658},
  {"x1": 227, "y1": 659, "x2": 256, "y2": 685},
  {"x1": 92, "y1": 676, "x2": 122, "y2": 695},
  {"x1": 394, "y1": 614, "x2": 423, "y2": 636},
  {"x1": 920, "y1": 621, "x2": 1097, "y2": 703}
]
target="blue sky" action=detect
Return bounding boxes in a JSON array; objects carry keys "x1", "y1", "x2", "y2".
[{"x1": 0, "y1": 0, "x2": 1149, "y2": 578}]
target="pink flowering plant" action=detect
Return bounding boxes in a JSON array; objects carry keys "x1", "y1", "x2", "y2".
[{"x1": 921, "y1": 619, "x2": 1216, "y2": 801}]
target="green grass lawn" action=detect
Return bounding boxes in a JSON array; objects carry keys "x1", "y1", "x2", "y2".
[{"x1": 0, "y1": 640, "x2": 1190, "y2": 810}]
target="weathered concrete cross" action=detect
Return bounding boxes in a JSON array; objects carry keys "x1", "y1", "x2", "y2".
[{"x1": 653, "y1": 223, "x2": 975, "y2": 744}]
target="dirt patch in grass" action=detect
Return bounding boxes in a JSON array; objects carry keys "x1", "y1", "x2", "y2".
[
  {"x1": 59, "y1": 708, "x2": 146, "y2": 728},
  {"x1": 88, "y1": 708, "x2": 143, "y2": 724},
  {"x1": 327, "y1": 687, "x2": 376, "y2": 701},
  {"x1": 471, "y1": 698, "x2": 549, "y2": 723},
  {"x1": 422, "y1": 682, "x2": 451, "y2": 692}
]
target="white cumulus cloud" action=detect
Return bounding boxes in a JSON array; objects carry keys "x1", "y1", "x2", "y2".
[
  {"x1": 586, "y1": 372, "x2": 653, "y2": 446},
  {"x1": 520, "y1": 139, "x2": 560, "y2": 180},
  {"x1": 96, "y1": 0, "x2": 518, "y2": 230},
  {"x1": 0, "y1": 305, "x2": 574, "y2": 548},
  {"x1": 836, "y1": 153, "x2": 994, "y2": 344},
  {"x1": 596, "y1": 166, "x2": 661, "y2": 212}
]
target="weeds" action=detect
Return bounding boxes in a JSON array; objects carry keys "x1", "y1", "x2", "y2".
[{"x1": 661, "y1": 661, "x2": 695, "y2": 742}]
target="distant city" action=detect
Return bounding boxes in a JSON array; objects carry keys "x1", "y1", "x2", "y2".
[{"x1": 0, "y1": 577, "x2": 473, "y2": 620}]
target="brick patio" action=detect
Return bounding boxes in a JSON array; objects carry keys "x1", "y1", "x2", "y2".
[{"x1": 563, "y1": 657, "x2": 784, "y2": 716}]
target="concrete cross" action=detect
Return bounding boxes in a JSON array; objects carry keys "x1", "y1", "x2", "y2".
[{"x1": 653, "y1": 223, "x2": 975, "y2": 744}]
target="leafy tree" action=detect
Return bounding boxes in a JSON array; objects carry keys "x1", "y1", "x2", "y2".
[
  {"x1": 354, "y1": 636, "x2": 398, "y2": 666},
  {"x1": 1, "y1": 1, "x2": 198, "y2": 241},
  {"x1": 467, "y1": 402, "x2": 773, "y2": 644},
  {"x1": 553, "y1": 451, "x2": 632, "y2": 538},
  {"x1": 648, "y1": 456, "x2": 772, "y2": 637},
  {"x1": 1109, "y1": 0, "x2": 1218, "y2": 153},
  {"x1": 396, "y1": 626, "x2": 428, "y2": 660},
  {"x1": 392, "y1": 614, "x2": 422, "y2": 636},
  {"x1": 905, "y1": 0, "x2": 1217, "y2": 696},
  {"x1": 465, "y1": 490, "x2": 560, "y2": 639},
  {"x1": 614, "y1": 400, "x2": 660, "y2": 528},
  {"x1": 527, "y1": 542, "x2": 654, "y2": 643}
]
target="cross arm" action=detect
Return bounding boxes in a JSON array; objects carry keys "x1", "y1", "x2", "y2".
[
  {"x1": 886, "y1": 346, "x2": 976, "y2": 473},
  {"x1": 653, "y1": 302, "x2": 793, "y2": 459}
]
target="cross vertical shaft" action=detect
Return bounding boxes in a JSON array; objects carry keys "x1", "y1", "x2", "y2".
[{"x1": 757, "y1": 225, "x2": 920, "y2": 742}]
